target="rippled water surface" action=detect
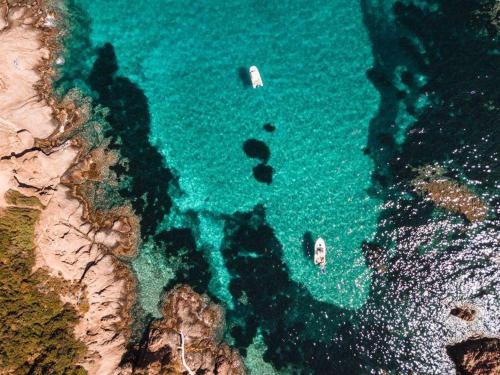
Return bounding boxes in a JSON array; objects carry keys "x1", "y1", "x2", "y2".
[{"x1": 64, "y1": 0, "x2": 499, "y2": 373}]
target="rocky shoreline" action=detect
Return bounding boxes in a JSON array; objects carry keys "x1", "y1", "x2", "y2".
[
  {"x1": 447, "y1": 337, "x2": 500, "y2": 375},
  {"x1": 0, "y1": 1, "x2": 138, "y2": 373},
  {"x1": 0, "y1": 1, "x2": 244, "y2": 374},
  {"x1": 1, "y1": 1, "x2": 497, "y2": 375},
  {"x1": 122, "y1": 285, "x2": 245, "y2": 374}
]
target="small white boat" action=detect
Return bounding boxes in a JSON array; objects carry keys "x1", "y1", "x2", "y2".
[
  {"x1": 314, "y1": 237, "x2": 326, "y2": 271},
  {"x1": 249, "y1": 66, "x2": 263, "y2": 88}
]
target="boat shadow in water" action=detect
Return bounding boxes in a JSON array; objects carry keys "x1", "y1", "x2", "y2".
[
  {"x1": 301, "y1": 231, "x2": 315, "y2": 261},
  {"x1": 237, "y1": 66, "x2": 252, "y2": 88}
]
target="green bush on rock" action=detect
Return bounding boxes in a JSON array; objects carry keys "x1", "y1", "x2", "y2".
[{"x1": 0, "y1": 199, "x2": 86, "y2": 374}]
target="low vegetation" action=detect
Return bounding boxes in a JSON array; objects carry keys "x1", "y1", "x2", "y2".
[
  {"x1": 0, "y1": 192, "x2": 86, "y2": 374},
  {"x1": 4, "y1": 189, "x2": 44, "y2": 208}
]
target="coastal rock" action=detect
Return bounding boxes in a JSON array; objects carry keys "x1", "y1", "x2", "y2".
[
  {"x1": 0, "y1": 6, "x2": 136, "y2": 374},
  {"x1": 450, "y1": 305, "x2": 477, "y2": 322},
  {"x1": 412, "y1": 164, "x2": 488, "y2": 222},
  {"x1": 125, "y1": 285, "x2": 245, "y2": 375},
  {"x1": 0, "y1": 4, "x2": 8, "y2": 30},
  {"x1": 0, "y1": 23, "x2": 55, "y2": 140},
  {"x1": 35, "y1": 187, "x2": 135, "y2": 375},
  {"x1": 447, "y1": 337, "x2": 499, "y2": 375}
]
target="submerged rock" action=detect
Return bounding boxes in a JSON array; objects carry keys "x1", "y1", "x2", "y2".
[
  {"x1": 263, "y1": 123, "x2": 276, "y2": 132},
  {"x1": 242, "y1": 139, "x2": 270, "y2": 163},
  {"x1": 450, "y1": 306, "x2": 477, "y2": 322},
  {"x1": 411, "y1": 164, "x2": 488, "y2": 222},
  {"x1": 125, "y1": 285, "x2": 245, "y2": 375},
  {"x1": 447, "y1": 337, "x2": 499, "y2": 375},
  {"x1": 252, "y1": 163, "x2": 273, "y2": 184}
]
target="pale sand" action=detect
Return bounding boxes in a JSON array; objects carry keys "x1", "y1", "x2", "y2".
[{"x1": 0, "y1": 5, "x2": 135, "y2": 374}]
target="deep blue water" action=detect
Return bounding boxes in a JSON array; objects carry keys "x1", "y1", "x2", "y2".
[{"x1": 60, "y1": 0, "x2": 500, "y2": 373}]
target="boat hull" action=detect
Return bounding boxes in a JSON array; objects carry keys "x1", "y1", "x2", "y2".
[
  {"x1": 314, "y1": 237, "x2": 326, "y2": 269},
  {"x1": 249, "y1": 66, "x2": 263, "y2": 88}
]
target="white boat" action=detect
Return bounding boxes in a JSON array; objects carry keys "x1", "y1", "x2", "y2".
[
  {"x1": 249, "y1": 66, "x2": 263, "y2": 88},
  {"x1": 314, "y1": 237, "x2": 326, "y2": 271}
]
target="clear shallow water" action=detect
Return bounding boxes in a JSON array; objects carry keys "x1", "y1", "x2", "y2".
[
  {"x1": 63, "y1": 0, "x2": 500, "y2": 373},
  {"x1": 76, "y1": 0, "x2": 380, "y2": 310}
]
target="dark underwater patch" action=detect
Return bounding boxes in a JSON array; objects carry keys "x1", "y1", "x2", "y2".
[
  {"x1": 252, "y1": 163, "x2": 273, "y2": 184},
  {"x1": 301, "y1": 231, "x2": 314, "y2": 260},
  {"x1": 237, "y1": 67, "x2": 252, "y2": 88},
  {"x1": 66, "y1": 1, "x2": 500, "y2": 373},
  {"x1": 242, "y1": 138, "x2": 270, "y2": 163},
  {"x1": 220, "y1": 205, "x2": 359, "y2": 373},
  {"x1": 155, "y1": 227, "x2": 211, "y2": 295},
  {"x1": 88, "y1": 42, "x2": 213, "y2": 322},
  {"x1": 263, "y1": 123, "x2": 276, "y2": 132},
  {"x1": 358, "y1": 0, "x2": 500, "y2": 372},
  {"x1": 88, "y1": 43, "x2": 174, "y2": 238}
]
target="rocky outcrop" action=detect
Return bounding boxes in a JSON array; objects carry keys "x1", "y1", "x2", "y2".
[
  {"x1": 35, "y1": 187, "x2": 136, "y2": 375},
  {"x1": 123, "y1": 285, "x2": 245, "y2": 375},
  {"x1": 1, "y1": 2, "x2": 244, "y2": 374},
  {"x1": 450, "y1": 306, "x2": 477, "y2": 322},
  {"x1": 411, "y1": 164, "x2": 488, "y2": 222},
  {"x1": 0, "y1": 3, "x2": 137, "y2": 374},
  {"x1": 447, "y1": 337, "x2": 500, "y2": 375}
]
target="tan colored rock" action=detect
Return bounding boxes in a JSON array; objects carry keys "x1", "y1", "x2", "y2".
[
  {"x1": 0, "y1": 5, "x2": 136, "y2": 375},
  {"x1": 447, "y1": 337, "x2": 500, "y2": 375},
  {"x1": 412, "y1": 164, "x2": 488, "y2": 222},
  {"x1": 124, "y1": 285, "x2": 246, "y2": 375},
  {"x1": 1, "y1": 4, "x2": 243, "y2": 375},
  {"x1": 0, "y1": 23, "x2": 56, "y2": 139},
  {"x1": 0, "y1": 4, "x2": 8, "y2": 31},
  {"x1": 35, "y1": 186, "x2": 135, "y2": 374},
  {"x1": 8, "y1": 6, "x2": 26, "y2": 22},
  {"x1": 450, "y1": 305, "x2": 477, "y2": 322}
]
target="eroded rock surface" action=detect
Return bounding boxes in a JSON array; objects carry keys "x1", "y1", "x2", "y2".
[
  {"x1": 0, "y1": 5, "x2": 135, "y2": 374},
  {"x1": 123, "y1": 285, "x2": 245, "y2": 375},
  {"x1": 412, "y1": 164, "x2": 488, "y2": 222},
  {"x1": 450, "y1": 306, "x2": 477, "y2": 322},
  {"x1": 447, "y1": 337, "x2": 500, "y2": 375}
]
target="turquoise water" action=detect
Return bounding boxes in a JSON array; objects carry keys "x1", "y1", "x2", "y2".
[
  {"x1": 63, "y1": 0, "x2": 500, "y2": 373},
  {"x1": 76, "y1": 0, "x2": 379, "y2": 311}
]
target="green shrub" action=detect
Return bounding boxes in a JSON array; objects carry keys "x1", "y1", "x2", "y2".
[
  {"x1": 4, "y1": 189, "x2": 43, "y2": 209},
  {"x1": 0, "y1": 203, "x2": 87, "y2": 374}
]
